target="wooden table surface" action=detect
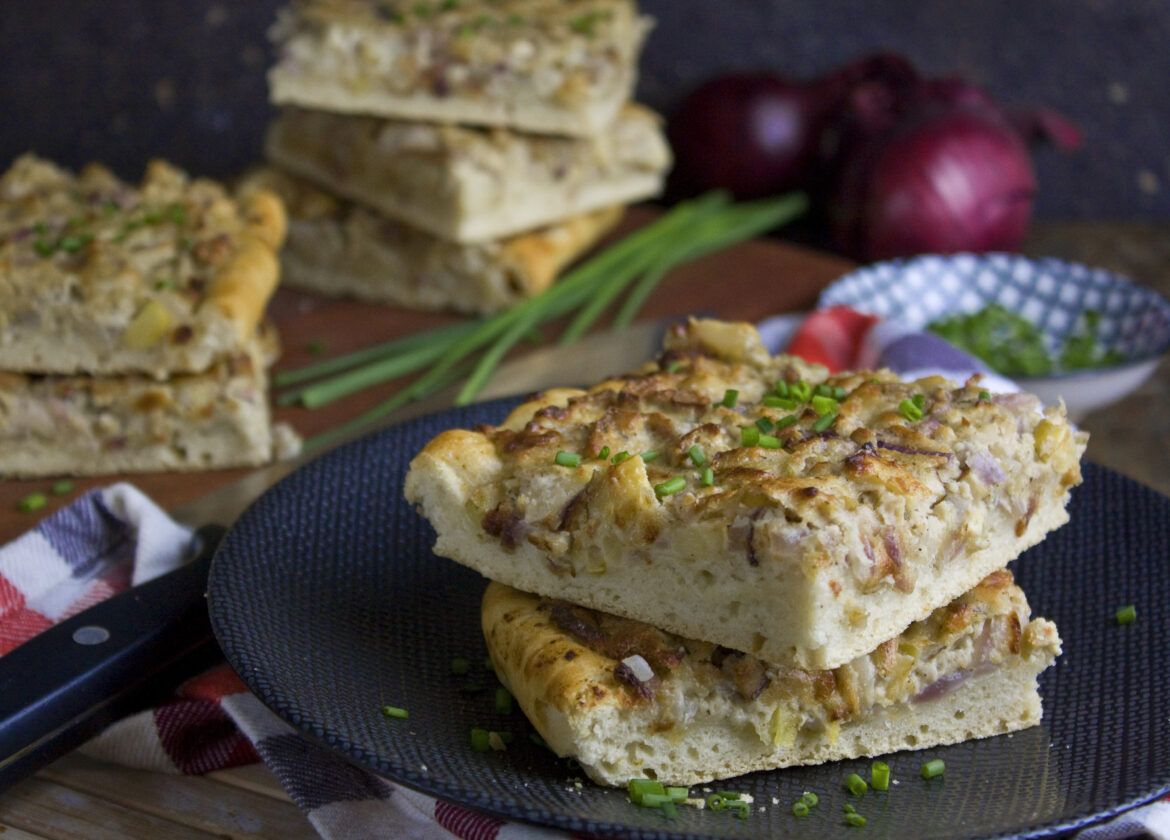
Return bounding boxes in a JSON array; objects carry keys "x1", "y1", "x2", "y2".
[{"x1": 0, "y1": 207, "x2": 855, "y2": 838}]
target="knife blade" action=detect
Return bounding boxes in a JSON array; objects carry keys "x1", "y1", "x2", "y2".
[{"x1": 0, "y1": 318, "x2": 670, "y2": 792}]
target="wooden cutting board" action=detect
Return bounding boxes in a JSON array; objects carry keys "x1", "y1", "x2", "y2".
[{"x1": 0, "y1": 206, "x2": 853, "y2": 544}]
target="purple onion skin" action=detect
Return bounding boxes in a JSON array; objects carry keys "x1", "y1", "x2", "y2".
[
  {"x1": 667, "y1": 73, "x2": 837, "y2": 200},
  {"x1": 830, "y1": 104, "x2": 1037, "y2": 262},
  {"x1": 667, "y1": 54, "x2": 920, "y2": 201}
]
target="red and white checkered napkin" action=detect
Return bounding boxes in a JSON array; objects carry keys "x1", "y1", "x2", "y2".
[
  {"x1": 1, "y1": 483, "x2": 571, "y2": 840},
  {"x1": 2, "y1": 441, "x2": 1167, "y2": 837}
]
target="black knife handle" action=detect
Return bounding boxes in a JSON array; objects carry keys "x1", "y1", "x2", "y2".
[{"x1": 0, "y1": 523, "x2": 226, "y2": 793}]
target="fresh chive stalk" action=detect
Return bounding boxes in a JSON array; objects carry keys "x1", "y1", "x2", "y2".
[
  {"x1": 611, "y1": 192, "x2": 809, "y2": 330},
  {"x1": 280, "y1": 190, "x2": 807, "y2": 445},
  {"x1": 274, "y1": 319, "x2": 479, "y2": 388}
]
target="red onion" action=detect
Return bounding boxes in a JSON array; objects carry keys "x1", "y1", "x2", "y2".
[
  {"x1": 666, "y1": 53, "x2": 1081, "y2": 261},
  {"x1": 667, "y1": 54, "x2": 918, "y2": 200},
  {"x1": 667, "y1": 73, "x2": 836, "y2": 199},
  {"x1": 829, "y1": 102, "x2": 1039, "y2": 261}
]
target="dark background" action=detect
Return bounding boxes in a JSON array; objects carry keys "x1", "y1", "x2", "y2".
[{"x1": 2, "y1": 0, "x2": 1167, "y2": 220}]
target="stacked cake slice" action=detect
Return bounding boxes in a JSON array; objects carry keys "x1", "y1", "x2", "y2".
[
  {"x1": 260, "y1": 0, "x2": 671, "y2": 314},
  {"x1": 0, "y1": 154, "x2": 296, "y2": 477},
  {"x1": 405, "y1": 318, "x2": 1087, "y2": 786}
]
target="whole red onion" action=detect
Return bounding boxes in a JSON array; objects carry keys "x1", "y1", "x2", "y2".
[
  {"x1": 667, "y1": 73, "x2": 838, "y2": 200},
  {"x1": 667, "y1": 54, "x2": 918, "y2": 200},
  {"x1": 829, "y1": 103, "x2": 1038, "y2": 261}
]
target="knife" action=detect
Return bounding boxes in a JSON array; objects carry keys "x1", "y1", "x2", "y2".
[{"x1": 0, "y1": 318, "x2": 670, "y2": 793}]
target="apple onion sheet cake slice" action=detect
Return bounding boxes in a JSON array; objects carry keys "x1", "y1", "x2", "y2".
[
  {"x1": 267, "y1": 0, "x2": 654, "y2": 138},
  {"x1": 482, "y1": 570, "x2": 1061, "y2": 787},
  {"x1": 405, "y1": 318, "x2": 1087, "y2": 670}
]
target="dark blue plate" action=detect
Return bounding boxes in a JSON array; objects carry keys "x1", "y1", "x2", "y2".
[{"x1": 208, "y1": 396, "x2": 1170, "y2": 840}]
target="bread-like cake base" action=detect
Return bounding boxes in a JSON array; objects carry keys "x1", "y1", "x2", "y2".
[
  {"x1": 242, "y1": 168, "x2": 622, "y2": 315},
  {"x1": 0, "y1": 154, "x2": 286, "y2": 379},
  {"x1": 264, "y1": 104, "x2": 669, "y2": 243},
  {"x1": 267, "y1": 0, "x2": 652, "y2": 138},
  {"x1": 406, "y1": 318, "x2": 1087, "y2": 670},
  {"x1": 0, "y1": 337, "x2": 295, "y2": 477},
  {"x1": 483, "y1": 575, "x2": 1061, "y2": 787}
]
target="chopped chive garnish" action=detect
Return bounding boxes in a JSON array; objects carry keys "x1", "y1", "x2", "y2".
[
  {"x1": 774, "y1": 380, "x2": 790, "y2": 397},
  {"x1": 381, "y1": 705, "x2": 408, "y2": 719},
  {"x1": 167, "y1": 203, "x2": 187, "y2": 224},
  {"x1": 792, "y1": 801, "x2": 810, "y2": 817},
  {"x1": 654, "y1": 476, "x2": 686, "y2": 497},
  {"x1": 666, "y1": 361, "x2": 682, "y2": 374},
  {"x1": 790, "y1": 381, "x2": 812, "y2": 402},
  {"x1": 812, "y1": 411, "x2": 837, "y2": 432},
  {"x1": 871, "y1": 760, "x2": 890, "y2": 791},
  {"x1": 641, "y1": 449, "x2": 659, "y2": 462},
  {"x1": 845, "y1": 772, "x2": 868, "y2": 796},
  {"x1": 17, "y1": 492, "x2": 47, "y2": 513},
  {"x1": 666, "y1": 786, "x2": 688, "y2": 801},
  {"x1": 775, "y1": 414, "x2": 798, "y2": 429},
  {"x1": 898, "y1": 398, "x2": 924, "y2": 422},
  {"x1": 700, "y1": 466, "x2": 714, "y2": 487},
  {"x1": 763, "y1": 395, "x2": 798, "y2": 409},
  {"x1": 722, "y1": 388, "x2": 739, "y2": 408},
  {"x1": 660, "y1": 801, "x2": 678, "y2": 818},
  {"x1": 1115, "y1": 604, "x2": 1137, "y2": 625},
  {"x1": 814, "y1": 383, "x2": 834, "y2": 398},
  {"x1": 51, "y1": 479, "x2": 74, "y2": 495},
  {"x1": 921, "y1": 759, "x2": 945, "y2": 779},
  {"x1": 597, "y1": 445, "x2": 610, "y2": 460},
  {"x1": 728, "y1": 800, "x2": 750, "y2": 819},
  {"x1": 611, "y1": 451, "x2": 631, "y2": 464},
  {"x1": 845, "y1": 812, "x2": 867, "y2": 827},
  {"x1": 811, "y1": 394, "x2": 837, "y2": 415},
  {"x1": 715, "y1": 791, "x2": 742, "y2": 799},
  {"x1": 978, "y1": 390, "x2": 992, "y2": 402},
  {"x1": 707, "y1": 793, "x2": 727, "y2": 811},
  {"x1": 470, "y1": 728, "x2": 491, "y2": 752},
  {"x1": 641, "y1": 793, "x2": 673, "y2": 807},
  {"x1": 450, "y1": 657, "x2": 471, "y2": 675},
  {"x1": 554, "y1": 451, "x2": 581, "y2": 468},
  {"x1": 59, "y1": 233, "x2": 93, "y2": 252},
  {"x1": 741, "y1": 426, "x2": 760, "y2": 446},
  {"x1": 756, "y1": 416, "x2": 774, "y2": 433},
  {"x1": 494, "y1": 687, "x2": 513, "y2": 714},
  {"x1": 629, "y1": 778, "x2": 666, "y2": 805},
  {"x1": 833, "y1": 385, "x2": 848, "y2": 400},
  {"x1": 758, "y1": 434, "x2": 782, "y2": 449},
  {"x1": 33, "y1": 240, "x2": 56, "y2": 257},
  {"x1": 802, "y1": 791, "x2": 819, "y2": 806},
  {"x1": 844, "y1": 803, "x2": 856, "y2": 813},
  {"x1": 688, "y1": 444, "x2": 708, "y2": 466},
  {"x1": 912, "y1": 393, "x2": 926, "y2": 410}
]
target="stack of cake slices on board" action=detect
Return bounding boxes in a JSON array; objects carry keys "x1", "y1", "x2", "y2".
[
  {"x1": 254, "y1": 0, "x2": 671, "y2": 315},
  {"x1": 405, "y1": 318, "x2": 1087, "y2": 786},
  {"x1": 0, "y1": 154, "x2": 298, "y2": 477}
]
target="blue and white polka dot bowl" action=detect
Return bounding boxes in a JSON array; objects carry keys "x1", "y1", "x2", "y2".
[{"x1": 818, "y1": 253, "x2": 1170, "y2": 420}]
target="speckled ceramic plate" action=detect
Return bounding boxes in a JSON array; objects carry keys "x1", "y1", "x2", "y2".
[{"x1": 208, "y1": 397, "x2": 1170, "y2": 840}]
